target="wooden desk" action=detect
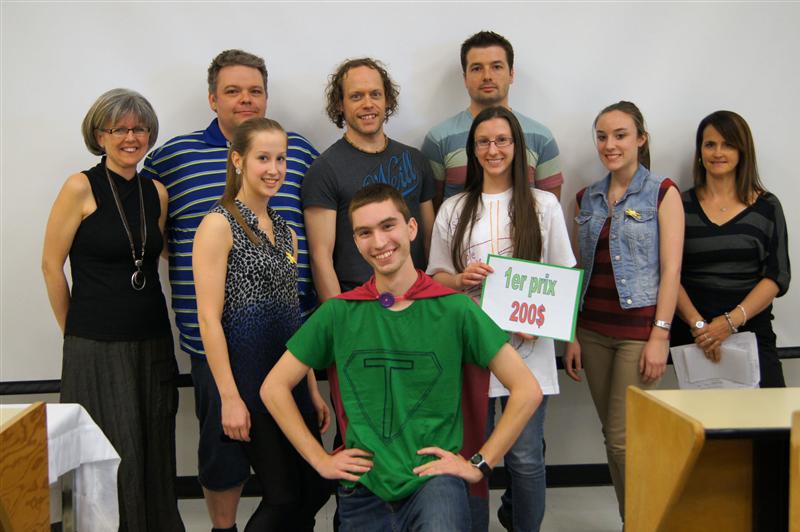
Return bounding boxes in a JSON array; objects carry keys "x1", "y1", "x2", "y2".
[
  {"x1": 626, "y1": 387, "x2": 800, "y2": 532},
  {"x1": 0, "y1": 404, "x2": 120, "y2": 532},
  {"x1": 791, "y1": 411, "x2": 799, "y2": 532},
  {"x1": 0, "y1": 402, "x2": 49, "y2": 532}
]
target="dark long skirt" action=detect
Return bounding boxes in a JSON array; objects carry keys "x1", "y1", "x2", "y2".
[{"x1": 61, "y1": 335, "x2": 185, "y2": 532}]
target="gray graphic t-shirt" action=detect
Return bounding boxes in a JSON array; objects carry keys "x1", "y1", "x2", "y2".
[{"x1": 301, "y1": 137, "x2": 436, "y2": 291}]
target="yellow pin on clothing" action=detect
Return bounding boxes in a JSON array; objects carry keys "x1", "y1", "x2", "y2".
[
  {"x1": 624, "y1": 208, "x2": 642, "y2": 220},
  {"x1": 285, "y1": 251, "x2": 297, "y2": 264}
]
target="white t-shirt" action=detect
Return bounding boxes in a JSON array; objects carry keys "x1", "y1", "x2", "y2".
[{"x1": 427, "y1": 188, "x2": 576, "y2": 396}]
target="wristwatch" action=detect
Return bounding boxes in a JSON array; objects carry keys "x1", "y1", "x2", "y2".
[
  {"x1": 470, "y1": 453, "x2": 492, "y2": 478},
  {"x1": 693, "y1": 320, "x2": 706, "y2": 330},
  {"x1": 653, "y1": 319, "x2": 671, "y2": 331}
]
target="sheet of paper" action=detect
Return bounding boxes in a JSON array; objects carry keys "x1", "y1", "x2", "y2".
[{"x1": 670, "y1": 332, "x2": 760, "y2": 389}]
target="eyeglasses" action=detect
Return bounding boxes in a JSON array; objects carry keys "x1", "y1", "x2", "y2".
[
  {"x1": 97, "y1": 127, "x2": 151, "y2": 138},
  {"x1": 475, "y1": 136, "x2": 514, "y2": 150}
]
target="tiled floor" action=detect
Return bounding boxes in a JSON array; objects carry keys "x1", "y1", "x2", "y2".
[{"x1": 178, "y1": 485, "x2": 622, "y2": 531}]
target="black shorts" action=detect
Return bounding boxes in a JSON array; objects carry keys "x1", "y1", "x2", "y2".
[{"x1": 191, "y1": 357, "x2": 251, "y2": 490}]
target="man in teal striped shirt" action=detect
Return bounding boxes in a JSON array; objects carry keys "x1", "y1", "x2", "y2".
[
  {"x1": 422, "y1": 31, "x2": 564, "y2": 206},
  {"x1": 142, "y1": 49, "x2": 318, "y2": 532}
]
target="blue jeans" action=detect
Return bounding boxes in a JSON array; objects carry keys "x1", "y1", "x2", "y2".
[
  {"x1": 485, "y1": 395, "x2": 549, "y2": 532},
  {"x1": 338, "y1": 475, "x2": 470, "y2": 532}
]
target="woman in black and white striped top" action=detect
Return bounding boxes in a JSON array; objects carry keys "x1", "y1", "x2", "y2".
[{"x1": 672, "y1": 110, "x2": 790, "y2": 387}]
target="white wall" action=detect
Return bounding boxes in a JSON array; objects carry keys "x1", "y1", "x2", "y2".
[{"x1": 2, "y1": 2, "x2": 798, "y2": 468}]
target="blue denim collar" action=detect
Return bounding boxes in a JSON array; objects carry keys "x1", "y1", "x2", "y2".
[{"x1": 588, "y1": 164, "x2": 649, "y2": 207}]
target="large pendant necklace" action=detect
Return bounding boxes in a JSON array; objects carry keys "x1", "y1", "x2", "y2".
[{"x1": 105, "y1": 162, "x2": 147, "y2": 290}]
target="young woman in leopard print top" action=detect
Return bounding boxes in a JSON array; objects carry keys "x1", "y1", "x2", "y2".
[{"x1": 194, "y1": 118, "x2": 331, "y2": 531}]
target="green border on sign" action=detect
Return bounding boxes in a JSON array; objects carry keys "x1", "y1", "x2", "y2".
[{"x1": 480, "y1": 253, "x2": 584, "y2": 342}]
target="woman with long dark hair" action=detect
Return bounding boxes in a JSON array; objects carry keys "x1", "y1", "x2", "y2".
[
  {"x1": 672, "y1": 111, "x2": 790, "y2": 387},
  {"x1": 428, "y1": 106, "x2": 574, "y2": 532},
  {"x1": 193, "y1": 117, "x2": 331, "y2": 531}
]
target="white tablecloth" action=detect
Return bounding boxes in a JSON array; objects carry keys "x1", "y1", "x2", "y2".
[{"x1": 2, "y1": 403, "x2": 120, "y2": 531}]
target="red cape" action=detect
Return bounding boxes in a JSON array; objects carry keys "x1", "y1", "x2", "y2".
[
  {"x1": 329, "y1": 270, "x2": 492, "y2": 498},
  {"x1": 337, "y1": 269, "x2": 456, "y2": 301}
]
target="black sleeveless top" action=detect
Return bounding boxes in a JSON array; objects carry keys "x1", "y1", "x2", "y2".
[
  {"x1": 214, "y1": 200, "x2": 310, "y2": 415},
  {"x1": 64, "y1": 158, "x2": 171, "y2": 340}
]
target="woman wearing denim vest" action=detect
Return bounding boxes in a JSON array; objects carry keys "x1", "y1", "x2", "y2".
[{"x1": 564, "y1": 101, "x2": 684, "y2": 520}]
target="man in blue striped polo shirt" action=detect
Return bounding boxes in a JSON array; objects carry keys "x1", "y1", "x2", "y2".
[{"x1": 142, "y1": 49, "x2": 319, "y2": 532}]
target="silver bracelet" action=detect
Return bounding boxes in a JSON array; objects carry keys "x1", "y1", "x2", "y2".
[
  {"x1": 723, "y1": 312, "x2": 738, "y2": 334},
  {"x1": 653, "y1": 319, "x2": 671, "y2": 331},
  {"x1": 736, "y1": 304, "x2": 748, "y2": 326}
]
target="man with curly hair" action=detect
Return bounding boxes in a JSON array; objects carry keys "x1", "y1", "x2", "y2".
[{"x1": 302, "y1": 58, "x2": 436, "y2": 301}]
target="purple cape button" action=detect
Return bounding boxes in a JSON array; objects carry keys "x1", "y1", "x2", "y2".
[{"x1": 378, "y1": 292, "x2": 395, "y2": 308}]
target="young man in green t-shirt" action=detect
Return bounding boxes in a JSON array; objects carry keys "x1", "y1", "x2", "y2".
[{"x1": 262, "y1": 184, "x2": 542, "y2": 531}]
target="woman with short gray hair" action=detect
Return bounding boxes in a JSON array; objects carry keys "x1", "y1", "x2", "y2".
[{"x1": 42, "y1": 88, "x2": 184, "y2": 531}]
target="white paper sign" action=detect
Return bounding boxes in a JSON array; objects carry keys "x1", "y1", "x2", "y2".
[
  {"x1": 480, "y1": 254, "x2": 584, "y2": 342},
  {"x1": 670, "y1": 332, "x2": 760, "y2": 389}
]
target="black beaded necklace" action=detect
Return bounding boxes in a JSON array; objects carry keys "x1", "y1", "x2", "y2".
[{"x1": 343, "y1": 132, "x2": 389, "y2": 154}]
